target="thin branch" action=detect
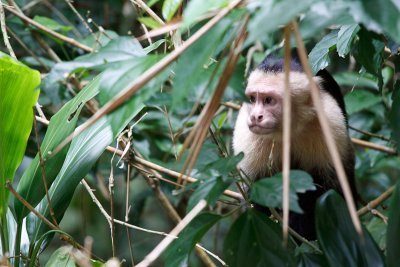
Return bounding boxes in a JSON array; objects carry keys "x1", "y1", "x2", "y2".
[
  {"x1": 50, "y1": 0, "x2": 244, "y2": 156},
  {"x1": 293, "y1": 21, "x2": 362, "y2": 236},
  {"x1": 349, "y1": 126, "x2": 392, "y2": 142},
  {"x1": 352, "y1": 138, "x2": 397, "y2": 155},
  {"x1": 131, "y1": 0, "x2": 165, "y2": 25},
  {"x1": 0, "y1": 1, "x2": 16, "y2": 58},
  {"x1": 358, "y1": 185, "x2": 395, "y2": 216},
  {"x1": 3, "y1": 5, "x2": 93, "y2": 52},
  {"x1": 135, "y1": 200, "x2": 207, "y2": 267},
  {"x1": 282, "y1": 25, "x2": 292, "y2": 245}
]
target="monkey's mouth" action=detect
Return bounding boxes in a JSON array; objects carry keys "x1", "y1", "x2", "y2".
[{"x1": 248, "y1": 124, "x2": 274, "y2": 135}]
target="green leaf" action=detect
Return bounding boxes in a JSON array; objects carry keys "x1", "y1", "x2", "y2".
[
  {"x1": 143, "y1": 39, "x2": 166, "y2": 54},
  {"x1": 172, "y1": 17, "x2": 232, "y2": 110},
  {"x1": 187, "y1": 176, "x2": 232, "y2": 211},
  {"x1": 42, "y1": 37, "x2": 146, "y2": 101},
  {"x1": 26, "y1": 55, "x2": 169, "y2": 245},
  {"x1": 14, "y1": 77, "x2": 100, "y2": 221},
  {"x1": 387, "y1": 182, "x2": 400, "y2": 267},
  {"x1": 0, "y1": 52, "x2": 40, "y2": 220},
  {"x1": 181, "y1": 0, "x2": 228, "y2": 29},
  {"x1": 163, "y1": 213, "x2": 221, "y2": 267},
  {"x1": 33, "y1": 16, "x2": 72, "y2": 33},
  {"x1": 250, "y1": 170, "x2": 315, "y2": 213},
  {"x1": 316, "y1": 190, "x2": 384, "y2": 267},
  {"x1": 333, "y1": 72, "x2": 378, "y2": 90},
  {"x1": 162, "y1": 0, "x2": 183, "y2": 21},
  {"x1": 247, "y1": 0, "x2": 316, "y2": 44},
  {"x1": 223, "y1": 209, "x2": 294, "y2": 267},
  {"x1": 45, "y1": 246, "x2": 76, "y2": 267},
  {"x1": 137, "y1": 17, "x2": 162, "y2": 29},
  {"x1": 389, "y1": 81, "x2": 400, "y2": 145},
  {"x1": 296, "y1": 253, "x2": 329, "y2": 267},
  {"x1": 337, "y1": 24, "x2": 360, "y2": 57},
  {"x1": 309, "y1": 30, "x2": 338, "y2": 74},
  {"x1": 360, "y1": 0, "x2": 400, "y2": 43},
  {"x1": 353, "y1": 28, "x2": 385, "y2": 78},
  {"x1": 344, "y1": 89, "x2": 381, "y2": 115}
]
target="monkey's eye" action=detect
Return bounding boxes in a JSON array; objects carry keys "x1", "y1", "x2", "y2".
[
  {"x1": 249, "y1": 96, "x2": 256, "y2": 103},
  {"x1": 264, "y1": 96, "x2": 274, "y2": 105}
]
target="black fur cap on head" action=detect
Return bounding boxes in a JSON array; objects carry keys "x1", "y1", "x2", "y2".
[{"x1": 255, "y1": 50, "x2": 348, "y2": 122}]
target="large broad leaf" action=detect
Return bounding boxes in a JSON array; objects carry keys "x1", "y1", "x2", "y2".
[
  {"x1": 14, "y1": 77, "x2": 100, "y2": 222},
  {"x1": 172, "y1": 16, "x2": 233, "y2": 110},
  {"x1": 163, "y1": 213, "x2": 221, "y2": 267},
  {"x1": 353, "y1": 28, "x2": 384, "y2": 80},
  {"x1": 180, "y1": 0, "x2": 228, "y2": 29},
  {"x1": 42, "y1": 37, "x2": 146, "y2": 102},
  {"x1": 308, "y1": 30, "x2": 338, "y2": 74},
  {"x1": 344, "y1": 89, "x2": 381, "y2": 115},
  {"x1": 389, "y1": 81, "x2": 400, "y2": 145},
  {"x1": 296, "y1": 253, "x2": 329, "y2": 267},
  {"x1": 316, "y1": 190, "x2": 384, "y2": 267},
  {"x1": 337, "y1": 24, "x2": 360, "y2": 57},
  {"x1": 250, "y1": 170, "x2": 315, "y2": 213},
  {"x1": 386, "y1": 182, "x2": 400, "y2": 267},
  {"x1": 26, "y1": 55, "x2": 169, "y2": 244},
  {"x1": 44, "y1": 246, "x2": 75, "y2": 267},
  {"x1": 223, "y1": 209, "x2": 294, "y2": 267},
  {"x1": 359, "y1": 0, "x2": 400, "y2": 43},
  {"x1": 0, "y1": 52, "x2": 40, "y2": 220},
  {"x1": 247, "y1": 0, "x2": 316, "y2": 44}
]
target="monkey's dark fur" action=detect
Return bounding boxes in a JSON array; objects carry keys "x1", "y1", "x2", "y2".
[{"x1": 233, "y1": 55, "x2": 357, "y2": 240}]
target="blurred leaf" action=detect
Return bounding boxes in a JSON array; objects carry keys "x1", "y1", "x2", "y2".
[
  {"x1": 143, "y1": 39, "x2": 166, "y2": 54},
  {"x1": 334, "y1": 72, "x2": 378, "y2": 90},
  {"x1": 296, "y1": 253, "x2": 329, "y2": 267},
  {"x1": 366, "y1": 217, "x2": 386, "y2": 250},
  {"x1": 223, "y1": 209, "x2": 294, "y2": 267},
  {"x1": 44, "y1": 246, "x2": 75, "y2": 267},
  {"x1": 42, "y1": 37, "x2": 146, "y2": 99},
  {"x1": 247, "y1": 0, "x2": 316, "y2": 43},
  {"x1": 181, "y1": 0, "x2": 228, "y2": 29},
  {"x1": 299, "y1": 2, "x2": 353, "y2": 40},
  {"x1": 387, "y1": 183, "x2": 400, "y2": 267},
  {"x1": 353, "y1": 28, "x2": 384, "y2": 78},
  {"x1": 389, "y1": 81, "x2": 400, "y2": 145},
  {"x1": 316, "y1": 190, "x2": 384, "y2": 267},
  {"x1": 33, "y1": 16, "x2": 72, "y2": 33},
  {"x1": 0, "y1": 52, "x2": 40, "y2": 220},
  {"x1": 337, "y1": 24, "x2": 360, "y2": 57},
  {"x1": 138, "y1": 17, "x2": 162, "y2": 29},
  {"x1": 344, "y1": 90, "x2": 381, "y2": 115},
  {"x1": 187, "y1": 176, "x2": 232, "y2": 211},
  {"x1": 250, "y1": 170, "x2": 315, "y2": 213},
  {"x1": 78, "y1": 30, "x2": 119, "y2": 47},
  {"x1": 360, "y1": 0, "x2": 400, "y2": 43},
  {"x1": 172, "y1": 17, "x2": 233, "y2": 110},
  {"x1": 14, "y1": 78, "x2": 100, "y2": 221},
  {"x1": 162, "y1": 0, "x2": 183, "y2": 21},
  {"x1": 163, "y1": 213, "x2": 221, "y2": 267},
  {"x1": 309, "y1": 30, "x2": 338, "y2": 74}
]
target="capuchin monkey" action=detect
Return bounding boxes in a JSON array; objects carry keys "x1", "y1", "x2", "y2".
[{"x1": 232, "y1": 55, "x2": 357, "y2": 240}]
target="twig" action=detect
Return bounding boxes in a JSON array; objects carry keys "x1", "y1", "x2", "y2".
[
  {"x1": 358, "y1": 185, "x2": 395, "y2": 216},
  {"x1": 282, "y1": 25, "x2": 292, "y2": 245},
  {"x1": 293, "y1": 21, "x2": 362, "y2": 236},
  {"x1": 131, "y1": 0, "x2": 165, "y2": 25},
  {"x1": 269, "y1": 208, "x2": 322, "y2": 253},
  {"x1": 3, "y1": 5, "x2": 93, "y2": 52},
  {"x1": 136, "y1": 200, "x2": 207, "y2": 267},
  {"x1": 349, "y1": 126, "x2": 392, "y2": 142},
  {"x1": 0, "y1": 1, "x2": 16, "y2": 58},
  {"x1": 352, "y1": 138, "x2": 397, "y2": 155},
  {"x1": 50, "y1": 0, "x2": 244, "y2": 156}
]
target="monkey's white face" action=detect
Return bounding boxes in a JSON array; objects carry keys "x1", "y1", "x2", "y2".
[{"x1": 245, "y1": 70, "x2": 283, "y2": 135}]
